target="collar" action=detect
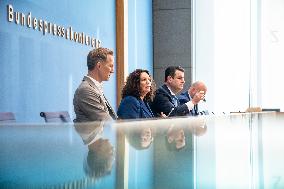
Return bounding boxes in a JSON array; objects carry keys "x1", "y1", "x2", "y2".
[
  {"x1": 85, "y1": 75, "x2": 104, "y2": 94},
  {"x1": 166, "y1": 85, "x2": 176, "y2": 96},
  {"x1": 186, "y1": 91, "x2": 191, "y2": 100}
]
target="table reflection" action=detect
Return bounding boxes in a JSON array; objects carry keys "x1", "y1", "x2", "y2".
[
  {"x1": 74, "y1": 122, "x2": 115, "y2": 179},
  {"x1": 1, "y1": 113, "x2": 284, "y2": 189}
]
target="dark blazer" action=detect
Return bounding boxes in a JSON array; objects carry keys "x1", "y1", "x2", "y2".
[
  {"x1": 178, "y1": 91, "x2": 191, "y2": 105},
  {"x1": 151, "y1": 84, "x2": 189, "y2": 117},
  {"x1": 73, "y1": 76, "x2": 117, "y2": 122},
  {"x1": 178, "y1": 91, "x2": 198, "y2": 116},
  {"x1": 117, "y1": 96, "x2": 154, "y2": 119}
]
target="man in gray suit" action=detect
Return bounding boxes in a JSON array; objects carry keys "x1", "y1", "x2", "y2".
[{"x1": 73, "y1": 47, "x2": 117, "y2": 122}]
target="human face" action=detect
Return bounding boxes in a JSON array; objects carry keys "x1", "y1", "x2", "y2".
[
  {"x1": 139, "y1": 72, "x2": 152, "y2": 99},
  {"x1": 140, "y1": 128, "x2": 153, "y2": 148},
  {"x1": 190, "y1": 82, "x2": 207, "y2": 98},
  {"x1": 168, "y1": 70, "x2": 185, "y2": 94},
  {"x1": 90, "y1": 138, "x2": 115, "y2": 170},
  {"x1": 175, "y1": 129, "x2": 185, "y2": 149},
  {"x1": 98, "y1": 55, "x2": 114, "y2": 82},
  {"x1": 167, "y1": 127, "x2": 186, "y2": 149}
]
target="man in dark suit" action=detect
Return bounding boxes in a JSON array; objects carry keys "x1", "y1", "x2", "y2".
[
  {"x1": 178, "y1": 81, "x2": 207, "y2": 116},
  {"x1": 73, "y1": 47, "x2": 117, "y2": 122},
  {"x1": 151, "y1": 66, "x2": 205, "y2": 117}
]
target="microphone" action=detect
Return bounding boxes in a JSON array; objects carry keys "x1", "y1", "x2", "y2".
[{"x1": 167, "y1": 107, "x2": 175, "y2": 117}]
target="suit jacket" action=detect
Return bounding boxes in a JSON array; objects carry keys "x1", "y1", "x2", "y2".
[
  {"x1": 178, "y1": 91, "x2": 191, "y2": 105},
  {"x1": 73, "y1": 76, "x2": 117, "y2": 122},
  {"x1": 117, "y1": 96, "x2": 154, "y2": 119},
  {"x1": 151, "y1": 84, "x2": 189, "y2": 117},
  {"x1": 178, "y1": 91, "x2": 198, "y2": 116}
]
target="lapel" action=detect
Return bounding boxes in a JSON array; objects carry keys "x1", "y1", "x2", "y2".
[
  {"x1": 185, "y1": 91, "x2": 191, "y2": 101},
  {"x1": 83, "y1": 76, "x2": 102, "y2": 95},
  {"x1": 103, "y1": 94, "x2": 118, "y2": 119},
  {"x1": 139, "y1": 99, "x2": 153, "y2": 117},
  {"x1": 161, "y1": 84, "x2": 176, "y2": 106},
  {"x1": 83, "y1": 76, "x2": 117, "y2": 119}
]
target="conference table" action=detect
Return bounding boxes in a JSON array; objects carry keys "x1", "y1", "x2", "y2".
[{"x1": 1, "y1": 112, "x2": 283, "y2": 189}]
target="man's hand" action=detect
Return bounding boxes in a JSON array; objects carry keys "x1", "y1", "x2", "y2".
[{"x1": 192, "y1": 90, "x2": 205, "y2": 104}]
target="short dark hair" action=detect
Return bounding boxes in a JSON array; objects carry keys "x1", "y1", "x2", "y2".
[
  {"x1": 164, "y1": 66, "x2": 184, "y2": 82},
  {"x1": 87, "y1": 47, "x2": 113, "y2": 70},
  {"x1": 84, "y1": 138, "x2": 114, "y2": 178},
  {"x1": 122, "y1": 69, "x2": 156, "y2": 102}
]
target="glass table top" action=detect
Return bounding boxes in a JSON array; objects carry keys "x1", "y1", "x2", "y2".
[{"x1": 1, "y1": 112, "x2": 284, "y2": 189}]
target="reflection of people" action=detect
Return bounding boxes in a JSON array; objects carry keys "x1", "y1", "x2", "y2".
[
  {"x1": 85, "y1": 138, "x2": 114, "y2": 178},
  {"x1": 117, "y1": 69, "x2": 155, "y2": 119},
  {"x1": 74, "y1": 122, "x2": 115, "y2": 178},
  {"x1": 178, "y1": 81, "x2": 207, "y2": 116},
  {"x1": 73, "y1": 47, "x2": 117, "y2": 122},
  {"x1": 151, "y1": 66, "x2": 204, "y2": 117},
  {"x1": 125, "y1": 126, "x2": 154, "y2": 150},
  {"x1": 188, "y1": 117, "x2": 208, "y2": 136},
  {"x1": 162, "y1": 116, "x2": 207, "y2": 150},
  {"x1": 167, "y1": 125, "x2": 186, "y2": 150}
]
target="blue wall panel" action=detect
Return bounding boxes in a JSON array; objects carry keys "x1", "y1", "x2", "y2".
[
  {"x1": 127, "y1": 1, "x2": 153, "y2": 189},
  {"x1": 0, "y1": 0, "x2": 116, "y2": 122},
  {"x1": 128, "y1": 0, "x2": 153, "y2": 75}
]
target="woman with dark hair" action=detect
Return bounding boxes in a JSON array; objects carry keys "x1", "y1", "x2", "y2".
[{"x1": 117, "y1": 69, "x2": 155, "y2": 119}]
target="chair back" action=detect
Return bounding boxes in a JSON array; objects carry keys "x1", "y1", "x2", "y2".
[
  {"x1": 246, "y1": 107, "x2": 262, "y2": 112},
  {"x1": 262, "y1": 108, "x2": 280, "y2": 112},
  {"x1": 40, "y1": 111, "x2": 71, "y2": 123},
  {"x1": 0, "y1": 112, "x2": 16, "y2": 123}
]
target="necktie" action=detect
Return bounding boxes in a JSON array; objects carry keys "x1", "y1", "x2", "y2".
[
  {"x1": 103, "y1": 95, "x2": 117, "y2": 120},
  {"x1": 194, "y1": 104, "x2": 199, "y2": 115},
  {"x1": 172, "y1": 95, "x2": 178, "y2": 107}
]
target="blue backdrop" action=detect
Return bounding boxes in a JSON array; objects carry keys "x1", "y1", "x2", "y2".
[
  {"x1": 0, "y1": 0, "x2": 116, "y2": 122},
  {"x1": 0, "y1": 0, "x2": 153, "y2": 123},
  {"x1": 128, "y1": 0, "x2": 153, "y2": 75}
]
